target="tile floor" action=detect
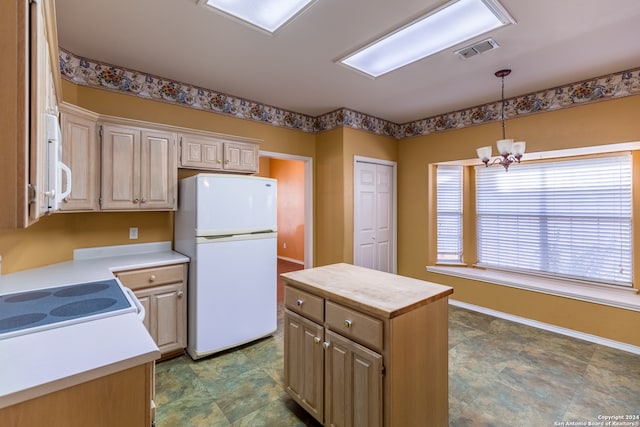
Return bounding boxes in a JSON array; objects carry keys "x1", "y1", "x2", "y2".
[{"x1": 155, "y1": 264, "x2": 640, "y2": 426}]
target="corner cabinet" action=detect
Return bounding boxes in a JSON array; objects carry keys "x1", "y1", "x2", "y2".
[
  {"x1": 101, "y1": 123, "x2": 177, "y2": 210},
  {"x1": 281, "y1": 263, "x2": 453, "y2": 427},
  {"x1": 115, "y1": 263, "x2": 187, "y2": 358},
  {"x1": 179, "y1": 131, "x2": 260, "y2": 173}
]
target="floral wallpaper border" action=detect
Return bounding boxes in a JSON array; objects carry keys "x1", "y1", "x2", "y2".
[{"x1": 59, "y1": 48, "x2": 640, "y2": 140}]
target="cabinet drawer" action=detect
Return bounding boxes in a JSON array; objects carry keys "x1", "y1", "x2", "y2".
[
  {"x1": 325, "y1": 301, "x2": 383, "y2": 351},
  {"x1": 284, "y1": 286, "x2": 324, "y2": 324},
  {"x1": 116, "y1": 264, "x2": 184, "y2": 290}
]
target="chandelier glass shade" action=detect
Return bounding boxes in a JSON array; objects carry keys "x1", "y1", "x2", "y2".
[{"x1": 476, "y1": 69, "x2": 526, "y2": 171}]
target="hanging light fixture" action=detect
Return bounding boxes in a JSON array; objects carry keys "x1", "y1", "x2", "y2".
[{"x1": 476, "y1": 69, "x2": 526, "y2": 171}]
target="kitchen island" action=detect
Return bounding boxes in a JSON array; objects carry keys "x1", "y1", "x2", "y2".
[
  {"x1": 0, "y1": 242, "x2": 188, "y2": 426},
  {"x1": 281, "y1": 263, "x2": 453, "y2": 427}
]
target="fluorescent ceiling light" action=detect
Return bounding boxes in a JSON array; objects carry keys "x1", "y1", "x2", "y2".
[
  {"x1": 340, "y1": 0, "x2": 515, "y2": 78},
  {"x1": 202, "y1": 0, "x2": 317, "y2": 33}
]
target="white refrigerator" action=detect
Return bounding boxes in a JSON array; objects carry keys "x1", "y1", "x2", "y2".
[{"x1": 174, "y1": 174, "x2": 277, "y2": 359}]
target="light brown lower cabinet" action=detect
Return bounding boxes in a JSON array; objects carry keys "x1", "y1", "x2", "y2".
[
  {"x1": 284, "y1": 310, "x2": 325, "y2": 422},
  {"x1": 0, "y1": 363, "x2": 155, "y2": 427},
  {"x1": 281, "y1": 263, "x2": 452, "y2": 427},
  {"x1": 116, "y1": 263, "x2": 187, "y2": 358}
]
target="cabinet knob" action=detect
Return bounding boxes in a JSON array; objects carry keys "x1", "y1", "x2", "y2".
[
  {"x1": 177, "y1": 290, "x2": 184, "y2": 298},
  {"x1": 313, "y1": 336, "x2": 321, "y2": 344},
  {"x1": 140, "y1": 198, "x2": 147, "y2": 204},
  {"x1": 217, "y1": 160, "x2": 222, "y2": 164},
  {"x1": 296, "y1": 299, "x2": 303, "y2": 307},
  {"x1": 322, "y1": 341, "x2": 331, "y2": 350},
  {"x1": 133, "y1": 198, "x2": 140, "y2": 203},
  {"x1": 225, "y1": 159, "x2": 230, "y2": 164},
  {"x1": 149, "y1": 275, "x2": 156, "y2": 282},
  {"x1": 344, "y1": 319, "x2": 352, "y2": 328}
]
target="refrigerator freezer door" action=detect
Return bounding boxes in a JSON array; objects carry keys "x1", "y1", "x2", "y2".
[
  {"x1": 188, "y1": 234, "x2": 277, "y2": 359},
  {"x1": 195, "y1": 174, "x2": 277, "y2": 236}
]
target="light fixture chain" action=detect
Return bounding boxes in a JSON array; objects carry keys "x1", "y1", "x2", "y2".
[{"x1": 501, "y1": 74, "x2": 506, "y2": 140}]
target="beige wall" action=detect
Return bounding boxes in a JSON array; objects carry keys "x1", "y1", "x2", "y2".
[
  {"x1": 0, "y1": 81, "x2": 315, "y2": 274},
  {"x1": 3, "y1": 77, "x2": 639, "y2": 346},
  {"x1": 398, "y1": 95, "x2": 640, "y2": 346},
  {"x1": 0, "y1": 81, "x2": 397, "y2": 274}
]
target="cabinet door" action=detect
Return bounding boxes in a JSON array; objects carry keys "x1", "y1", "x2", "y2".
[
  {"x1": 224, "y1": 141, "x2": 258, "y2": 172},
  {"x1": 325, "y1": 330, "x2": 383, "y2": 427},
  {"x1": 134, "y1": 282, "x2": 186, "y2": 356},
  {"x1": 154, "y1": 283, "x2": 185, "y2": 351},
  {"x1": 28, "y1": 0, "x2": 51, "y2": 222},
  {"x1": 179, "y1": 133, "x2": 222, "y2": 170},
  {"x1": 284, "y1": 310, "x2": 324, "y2": 423},
  {"x1": 60, "y1": 111, "x2": 99, "y2": 211},
  {"x1": 140, "y1": 129, "x2": 177, "y2": 210},
  {"x1": 101, "y1": 124, "x2": 141, "y2": 210}
]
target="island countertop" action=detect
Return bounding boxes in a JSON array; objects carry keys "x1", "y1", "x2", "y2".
[{"x1": 280, "y1": 263, "x2": 453, "y2": 319}]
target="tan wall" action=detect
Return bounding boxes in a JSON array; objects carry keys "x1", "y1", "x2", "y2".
[
  {"x1": 0, "y1": 81, "x2": 315, "y2": 274},
  {"x1": 398, "y1": 95, "x2": 640, "y2": 346},
  {"x1": 4, "y1": 77, "x2": 639, "y2": 346},
  {"x1": 315, "y1": 128, "x2": 345, "y2": 266},
  {"x1": 341, "y1": 127, "x2": 398, "y2": 263},
  {"x1": 0, "y1": 212, "x2": 173, "y2": 273}
]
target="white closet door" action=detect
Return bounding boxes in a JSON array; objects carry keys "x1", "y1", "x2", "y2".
[{"x1": 354, "y1": 159, "x2": 395, "y2": 273}]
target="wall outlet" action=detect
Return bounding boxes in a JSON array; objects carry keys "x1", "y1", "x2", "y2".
[
  {"x1": 129, "y1": 227, "x2": 138, "y2": 239},
  {"x1": 283, "y1": 242, "x2": 287, "y2": 249}
]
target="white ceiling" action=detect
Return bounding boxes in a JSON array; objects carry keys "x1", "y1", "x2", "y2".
[{"x1": 55, "y1": 0, "x2": 640, "y2": 124}]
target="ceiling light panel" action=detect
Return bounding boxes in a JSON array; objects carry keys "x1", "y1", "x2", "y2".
[
  {"x1": 202, "y1": 0, "x2": 317, "y2": 33},
  {"x1": 340, "y1": 0, "x2": 515, "y2": 78}
]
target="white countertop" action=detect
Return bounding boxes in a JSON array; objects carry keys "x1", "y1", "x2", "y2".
[{"x1": 0, "y1": 241, "x2": 190, "y2": 409}]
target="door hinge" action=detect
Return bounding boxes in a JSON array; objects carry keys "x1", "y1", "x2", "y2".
[
  {"x1": 28, "y1": 184, "x2": 37, "y2": 203},
  {"x1": 99, "y1": 197, "x2": 102, "y2": 206},
  {"x1": 99, "y1": 126, "x2": 103, "y2": 138},
  {"x1": 381, "y1": 365, "x2": 385, "y2": 376}
]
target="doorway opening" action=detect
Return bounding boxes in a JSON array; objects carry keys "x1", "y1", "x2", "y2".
[{"x1": 258, "y1": 151, "x2": 312, "y2": 302}]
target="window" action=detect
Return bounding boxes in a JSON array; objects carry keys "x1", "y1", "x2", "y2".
[
  {"x1": 476, "y1": 153, "x2": 632, "y2": 286},
  {"x1": 437, "y1": 165, "x2": 463, "y2": 263}
]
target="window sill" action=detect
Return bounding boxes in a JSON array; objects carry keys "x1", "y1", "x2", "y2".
[{"x1": 426, "y1": 265, "x2": 640, "y2": 312}]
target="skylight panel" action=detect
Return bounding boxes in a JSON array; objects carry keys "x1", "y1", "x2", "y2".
[
  {"x1": 340, "y1": 0, "x2": 515, "y2": 78},
  {"x1": 201, "y1": 0, "x2": 317, "y2": 34}
]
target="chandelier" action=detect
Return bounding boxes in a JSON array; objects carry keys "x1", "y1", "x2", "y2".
[{"x1": 476, "y1": 69, "x2": 526, "y2": 171}]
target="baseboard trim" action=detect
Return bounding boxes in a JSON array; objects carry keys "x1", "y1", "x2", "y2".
[
  {"x1": 449, "y1": 299, "x2": 640, "y2": 355},
  {"x1": 277, "y1": 256, "x2": 304, "y2": 265}
]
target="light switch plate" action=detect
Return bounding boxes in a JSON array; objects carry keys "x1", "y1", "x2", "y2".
[{"x1": 129, "y1": 227, "x2": 138, "y2": 239}]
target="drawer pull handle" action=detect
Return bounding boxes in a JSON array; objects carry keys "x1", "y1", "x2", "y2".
[
  {"x1": 313, "y1": 336, "x2": 321, "y2": 344},
  {"x1": 344, "y1": 320, "x2": 352, "y2": 328},
  {"x1": 177, "y1": 290, "x2": 184, "y2": 298},
  {"x1": 322, "y1": 341, "x2": 330, "y2": 350},
  {"x1": 149, "y1": 275, "x2": 157, "y2": 282},
  {"x1": 296, "y1": 299, "x2": 303, "y2": 307}
]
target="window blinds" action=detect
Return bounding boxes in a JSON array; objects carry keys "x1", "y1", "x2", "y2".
[
  {"x1": 475, "y1": 154, "x2": 632, "y2": 286},
  {"x1": 437, "y1": 165, "x2": 463, "y2": 263}
]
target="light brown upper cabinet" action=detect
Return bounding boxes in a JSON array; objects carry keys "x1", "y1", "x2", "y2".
[
  {"x1": 179, "y1": 131, "x2": 260, "y2": 173},
  {"x1": 101, "y1": 123, "x2": 177, "y2": 211},
  {"x1": 59, "y1": 104, "x2": 100, "y2": 212}
]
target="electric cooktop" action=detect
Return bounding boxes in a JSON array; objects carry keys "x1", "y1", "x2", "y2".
[{"x1": 0, "y1": 279, "x2": 136, "y2": 340}]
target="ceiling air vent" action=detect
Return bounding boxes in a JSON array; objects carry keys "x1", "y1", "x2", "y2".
[{"x1": 455, "y1": 38, "x2": 500, "y2": 59}]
